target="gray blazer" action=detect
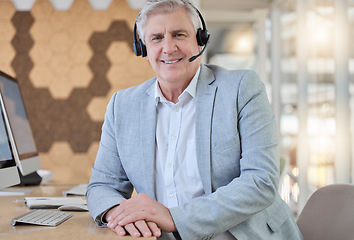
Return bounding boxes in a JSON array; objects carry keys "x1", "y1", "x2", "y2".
[{"x1": 86, "y1": 64, "x2": 303, "y2": 240}]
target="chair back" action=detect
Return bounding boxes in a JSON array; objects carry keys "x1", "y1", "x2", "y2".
[{"x1": 297, "y1": 184, "x2": 354, "y2": 240}]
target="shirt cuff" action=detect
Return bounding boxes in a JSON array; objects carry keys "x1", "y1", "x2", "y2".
[
  {"x1": 94, "y1": 211, "x2": 108, "y2": 227},
  {"x1": 94, "y1": 205, "x2": 118, "y2": 227}
]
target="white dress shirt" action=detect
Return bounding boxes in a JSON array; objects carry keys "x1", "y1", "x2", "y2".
[
  {"x1": 154, "y1": 67, "x2": 235, "y2": 240},
  {"x1": 155, "y1": 67, "x2": 204, "y2": 208}
]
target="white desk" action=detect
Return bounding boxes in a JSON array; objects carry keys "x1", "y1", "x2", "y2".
[{"x1": 0, "y1": 184, "x2": 156, "y2": 240}]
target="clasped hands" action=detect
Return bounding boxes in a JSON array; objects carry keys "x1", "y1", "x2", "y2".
[{"x1": 106, "y1": 193, "x2": 176, "y2": 237}]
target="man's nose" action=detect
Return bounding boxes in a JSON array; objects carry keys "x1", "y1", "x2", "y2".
[{"x1": 163, "y1": 36, "x2": 177, "y2": 54}]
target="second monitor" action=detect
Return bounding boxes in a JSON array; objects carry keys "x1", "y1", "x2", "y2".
[
  {"x1": 0, "y1": 71, "x2": 41, "y2": 176},
  {"x1": 0, "y1": 90, "x2": 20, "y2": 189}
]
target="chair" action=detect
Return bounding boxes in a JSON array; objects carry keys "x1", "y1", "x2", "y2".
[{"x1": 296, "y1": 184, "x2": 354, "y2": 240}]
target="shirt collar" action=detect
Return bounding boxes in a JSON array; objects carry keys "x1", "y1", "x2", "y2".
[{"x1": 154, "y1": 66, "x2": 201, "y2": 105}]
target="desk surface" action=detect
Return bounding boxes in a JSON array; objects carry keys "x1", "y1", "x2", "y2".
[{"x1": 0, "y1": 184, "x2": 156, "y2": 240}]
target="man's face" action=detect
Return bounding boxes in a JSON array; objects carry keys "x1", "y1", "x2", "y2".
[{"x1": 144, "y1": 7, "x2": 202, "y2": 88}]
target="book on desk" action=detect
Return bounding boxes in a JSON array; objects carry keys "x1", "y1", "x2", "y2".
[{"x1": 23, "y1": 196, "x2": 87, "y2": 209}]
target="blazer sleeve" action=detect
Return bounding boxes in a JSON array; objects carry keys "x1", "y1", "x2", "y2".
[
  {"x1": 86, "y1": 92, "x2": 134, "y2": 226},
  {"x1": 169, "y1": 70, "x2": 281, "y2": 239}
]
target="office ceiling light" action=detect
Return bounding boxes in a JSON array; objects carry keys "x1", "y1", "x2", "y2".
[
  {"x1": 126, "y1": 0, "x2": 145, "y2": 10},
  {"x1": 88, "y1": 0, "x2": 112, "y2": 10},
  {"x1": 49, "y1": 0, "x2": 74, "y2": 10},
  {"x1": 11, "y1": 0, "x2": 36, "y2": 11}
]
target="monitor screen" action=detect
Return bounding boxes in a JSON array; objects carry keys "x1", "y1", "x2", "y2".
[
  {"x1": 0, "y1": 90, "x2": 20, "y2": 189},
  {"x1": 0, "y1": 71, "x2": 41, "y2": 175},
  {"x1": 0, "y1": 99, "x2": 14, "y2": 163}
]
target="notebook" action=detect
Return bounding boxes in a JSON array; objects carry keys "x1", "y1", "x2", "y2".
[{"x1": 24, "y1": 197, "x2": 86, "y2": 209}]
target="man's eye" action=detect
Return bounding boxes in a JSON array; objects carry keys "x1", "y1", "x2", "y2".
[
  {"x1": 152, "y1": 36, "x2": 162, "y2": 41},
  {"x1": 175, "y1": 33, "x2": 186, "y2": 38}
]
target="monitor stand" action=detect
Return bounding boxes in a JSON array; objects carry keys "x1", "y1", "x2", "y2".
[{"x1": 16, "y1": 169, "x2": 42, "y2": 186}]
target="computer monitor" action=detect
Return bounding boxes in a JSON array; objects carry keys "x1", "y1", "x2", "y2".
[
  {"x1": 0, "y1": 71, "x2": 41, "y2": 176},
  {"x1": 0, "y1": 90, "x2": 20, "y2": 189}
]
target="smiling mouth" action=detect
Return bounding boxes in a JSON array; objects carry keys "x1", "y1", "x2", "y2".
[{"x1": 162, "y1": 59, "x2": 182, "y2": 64}]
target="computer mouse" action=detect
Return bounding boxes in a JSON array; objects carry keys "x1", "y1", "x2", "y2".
[{"x1": 58, "y1": 204, "x2": 89, "y2": 211}]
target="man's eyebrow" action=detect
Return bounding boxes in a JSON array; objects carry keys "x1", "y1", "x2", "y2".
[
  {"x1": 152, "y1": 33, "x2": 163, "y2": 36},
  {"x1": 149, "y1": 32, "x2": 164, "y2": 38},
  {"x1": 171, "y1": 29, "x2": 188, "y2": 34}
]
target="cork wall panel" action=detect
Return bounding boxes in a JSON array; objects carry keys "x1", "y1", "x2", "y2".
[{"x1": 0, "y1": 0, "x2": 155, "y2": 184}]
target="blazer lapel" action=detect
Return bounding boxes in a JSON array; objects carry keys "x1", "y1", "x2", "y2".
[
  {"x1": 195, "y1": 65, "x2": 216, "y2": 195},
  {"x1": 139, "y1": 82, "x2": 157, "y2": 199}
]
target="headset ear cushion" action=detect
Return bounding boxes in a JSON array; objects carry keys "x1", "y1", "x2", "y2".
[
  {"x1": 134, "y1": 40, "x2": 142, "y2": 56},
  {"x1": 196, "y1": 28, "x2": 209, "y2": 46},
  {"x1": 140, "y1": 39, "x2": 147, "y2": 57},
  {"x1": 133, "y1": 39, "x2": 147, "y2": 57}
]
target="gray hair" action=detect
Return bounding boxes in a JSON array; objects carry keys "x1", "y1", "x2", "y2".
[{"x1": 136, "y1": 0, "x2": 201, "y2": 44}]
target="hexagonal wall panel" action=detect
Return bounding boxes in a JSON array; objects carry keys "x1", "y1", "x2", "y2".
[
  {"x1": 87, "y1": 96, "x2": 109, "y2": 122},
  {"x1": 0, "y1": 1, "x2": 16, "y2": 20}
]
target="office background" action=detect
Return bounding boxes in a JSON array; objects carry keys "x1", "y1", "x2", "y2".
[
  {"x1": 0, "y1": 0, "x2": 155, "y2": 183},
  {"x1": 0, "y1": 0, "x2": 353, "y2": 216}
]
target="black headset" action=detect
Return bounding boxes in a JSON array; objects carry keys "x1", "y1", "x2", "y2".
[{"x1": 133, "y1": 5, "x2": 210, "y2": 60}]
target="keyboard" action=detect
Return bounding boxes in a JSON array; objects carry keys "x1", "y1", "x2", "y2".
[{"x1": 10, "y1": 210, "x2": 73, "y2": 226}]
